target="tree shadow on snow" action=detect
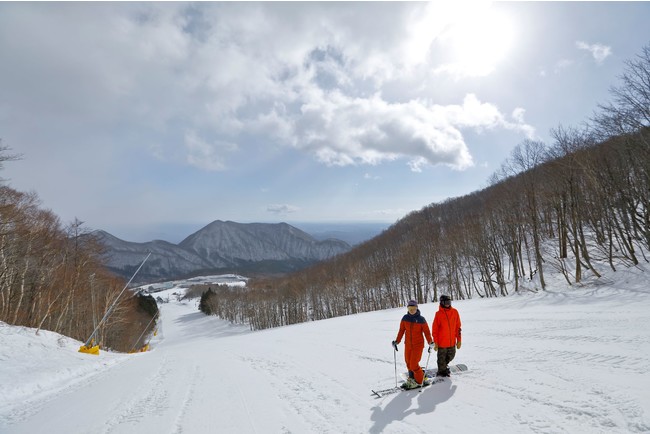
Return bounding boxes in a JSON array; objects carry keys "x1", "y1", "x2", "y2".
[
  {"x1": 369, "y1": 379, "x2": 457, "y2": 433},
  {"x1": 169, "y1": 309, "x2": 251, "y2": 341}
]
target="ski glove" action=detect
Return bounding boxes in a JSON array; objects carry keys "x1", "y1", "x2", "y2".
[
  {"x1": 428, "y1": 342, "x2": 435, "y2": 353},
  {"x1": 456, "y1": 342, "x2": 462, "y2": 350},
  {"x1": 433, "y1": 343, "x2": 438, "y2": 352},
  {"x1": 392, "y1": 341, "x2": 399, "y2": 351}
]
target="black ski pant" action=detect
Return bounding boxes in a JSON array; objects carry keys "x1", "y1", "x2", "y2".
[{"x1": 436, "y1": 346, "x2": 456, "y2": 375}]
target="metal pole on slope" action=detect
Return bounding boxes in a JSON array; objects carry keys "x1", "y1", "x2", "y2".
[
  {"x1": 392, "y1": 340, "x2": 399, "y2": 388},
  {"x1": 128, "y1": 311, "x2": 159, "y2": 353},
  {"x1": 419, "y1": 350, "x2": 432, "y2": 392},
  {"x1": 82, "y1": 252, "x2": 151, "y2": 349}
]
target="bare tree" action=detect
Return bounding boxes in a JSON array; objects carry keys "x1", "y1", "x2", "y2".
[{"x1": 496, "y1": 140, "x2": 549, "y2": 289}]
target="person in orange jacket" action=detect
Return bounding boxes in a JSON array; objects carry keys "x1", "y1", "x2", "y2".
[
  {"x1": 393, "y1": 300, "x2": 434, "y2": 389},
  {"x1": 431, "y1": 294, "x2": 462, "y2": 377}
]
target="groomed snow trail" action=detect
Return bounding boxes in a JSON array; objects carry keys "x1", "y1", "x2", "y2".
[{"x1": 1, "y1": 274, "x2": 649, "y2": 433}]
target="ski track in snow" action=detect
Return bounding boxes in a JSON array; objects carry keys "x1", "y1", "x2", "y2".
[
  {"x1": 1, "y1": 356, "x2": 127, "y2": 425},
  {"x1": 101, "y1": 358, "x2": 173, "y2": 434},
  {"x1": 470, "y1": 375, "x2": 617, "y2": 433},
  {"x1": 241, "y1": 355, "x2": 338, "y2": 433},
  {"x1": 98, "y1": 354, "x2": 204, "y2": 434},
  {"x1": 171, "y1": 364, "x2": 200, "y2": 434}
]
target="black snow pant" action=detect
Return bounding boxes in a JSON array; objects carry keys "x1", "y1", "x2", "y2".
[{"x1": 436, "y1": 346, "x2": 456, "y2": 375}]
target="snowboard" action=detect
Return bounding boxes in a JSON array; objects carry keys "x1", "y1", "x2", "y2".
[
  {"x1": 422, "y1": 363, "x2": 468, "y2": 378},
  {"x1": 400, "y1": 363, "x2": 468, "y2": 380},
  {"x1": 372, "y1": 363, "x2": 468, "y2": 398}
]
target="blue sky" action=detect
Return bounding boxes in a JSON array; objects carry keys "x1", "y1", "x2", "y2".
[{"x1": 1, "y1": 2, "x2": 649, "y2": 243}]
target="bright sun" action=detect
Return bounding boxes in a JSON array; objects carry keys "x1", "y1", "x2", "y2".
[{"x1": 438, "y1": 6, "x2": 515, "y2": 77}]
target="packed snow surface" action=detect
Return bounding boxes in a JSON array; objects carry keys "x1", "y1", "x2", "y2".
[{"x1": 1, "y1": 269, "x2": 649, "y2": 433}]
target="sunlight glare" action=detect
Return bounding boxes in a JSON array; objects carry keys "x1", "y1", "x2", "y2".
[{"x1": 439, "y1": 7, "x2": 515, "y2": 77}]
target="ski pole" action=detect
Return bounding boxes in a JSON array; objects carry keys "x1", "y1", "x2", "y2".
[
  {"x1": 424, "y1": 346, "x2": 432, "y2": 373},
  {"x1": 419, "y1": 350, "x2": 432, "y2": 391},
  {"x1": 392, "y1": 341, "x2": 398, "y2": 388}
]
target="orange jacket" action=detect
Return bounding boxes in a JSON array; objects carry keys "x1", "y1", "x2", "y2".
[
  {"x1": 396, "y1": 309, "x2": 433, "y2": 348},
  {"x1": 432, "y1": 306, "x2": 462, "y2": 348}
]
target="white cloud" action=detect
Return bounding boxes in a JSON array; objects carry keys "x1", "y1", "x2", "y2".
[
  {"x1": 266, "y1": 91, "x2": 535, "y2": 172},
  {"x1": 298, "y1": 90, "x2": 474, "y2": 170},
  {"x1": 510, "y1": 108, "x2": 536, "y2": 139},
  {"x1": 0, "y1": 3, "x2": 536, "y2": 176},
  {"x1": 358, "y1": 208, "x2": 409, "y2": 219},
  {"x1": 554, "y1": 59, "x2": 574, "y2": 74},
  {"x1": 267, "y1": 204, "x2": 300, "y2": 215},
  {"x1": 576, "y1": 41, "x2": 612, "y2": 64},
  {"x1": 512, "y1": 107, "x2": 526, "y2": 123},
  {"x1": 184, "y1": 131, "x2": 237, "y2": 171}
]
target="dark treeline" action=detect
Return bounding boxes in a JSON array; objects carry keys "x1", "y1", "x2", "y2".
[
  {"x1": 0, "y1": 168, "x2": 157, "y2": 352},
  {"x1": 201, "y1": 44, "x2": 650, "y2": 331}
]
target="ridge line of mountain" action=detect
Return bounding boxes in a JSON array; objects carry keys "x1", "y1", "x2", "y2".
[{"x1": 94, "y1": 220, "x2": 352, "y2": 283}]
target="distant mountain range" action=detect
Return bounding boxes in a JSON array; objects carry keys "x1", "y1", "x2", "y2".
[{"x1": 95, "y1": 221, "x2": 352, "y2": 283}]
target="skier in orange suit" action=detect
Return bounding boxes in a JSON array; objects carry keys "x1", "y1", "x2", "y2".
[
  {"x1": 431, "y1": 294, "x2": 462, "y2": 377},
  {"x1": 393, "y1": 300, "x2": 434, "y2": 389}
]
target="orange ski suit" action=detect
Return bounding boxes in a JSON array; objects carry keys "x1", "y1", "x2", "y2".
[
  {"x1": 431, "y1": 305, "x2": 462, "y2": 348},
  {"x1": 395, "y1": 309, "x2": 433, "y2": 384}
]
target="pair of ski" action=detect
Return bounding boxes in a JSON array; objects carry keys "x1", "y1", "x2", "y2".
[
  {"x1": 371, "y1": 364, "x2": 468, "y2": 398},
  {"x1": 371, "y1": 376, "x2": 444, "y2": 398}
]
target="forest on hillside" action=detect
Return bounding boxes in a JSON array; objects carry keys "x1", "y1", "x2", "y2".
[
  {"x1": 200, "y1": 44, "x2": 650, "y2": 331},
  {"x1": 0, "y1": 172, "x2": 157, "y2": 351}
]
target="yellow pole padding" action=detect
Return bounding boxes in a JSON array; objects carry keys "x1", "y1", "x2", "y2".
[
  {"x1": 128, "y1": 344, "x2": 149, "y2": 354},
  {"x1": 78, "y1": 344, "x2": 100, "y2": 355}
]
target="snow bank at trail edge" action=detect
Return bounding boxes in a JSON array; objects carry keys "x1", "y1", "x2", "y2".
[{"x1": 0, "y1": 322, "x2": 129, "y2": 418}]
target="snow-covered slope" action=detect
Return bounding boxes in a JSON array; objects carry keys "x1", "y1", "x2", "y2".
[{"x1": 1, "y1": 269, "x2": 649, "y2": 433}]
